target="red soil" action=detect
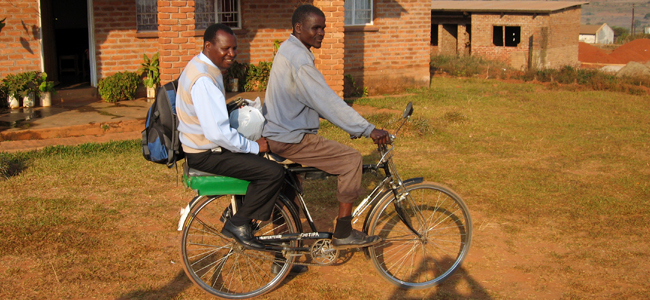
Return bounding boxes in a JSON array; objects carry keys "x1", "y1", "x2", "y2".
[
  {"x1": 579, "y1": 39, "x2": 650, "y2": 64},
  {"x1": 609, "y1": 38, "x2": 650, "y2": 64},
  {"x1": 578, "y1": 42, "x2": 622, "y2": 64}
]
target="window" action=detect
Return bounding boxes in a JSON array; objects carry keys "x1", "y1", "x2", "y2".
[
  {"x1": 493, "y1": 25, "x2": 520, "y2": 47},
  {"x1": 195, "y1": 0, "x2": 241, "y2": 30},
  {"x1": 345, "y1": 0, "x2": 373, "y2": 25},
  {"x1": 431, "y1": 24, "x2": 438, "y2": 46},
  {"x1": 136, "y1": 0, "x2": 158, "y2": 31}
]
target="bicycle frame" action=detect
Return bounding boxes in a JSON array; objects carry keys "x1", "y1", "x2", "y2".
[{"x1": 179, "y1": 102, "x2": 474, "y2": 296}]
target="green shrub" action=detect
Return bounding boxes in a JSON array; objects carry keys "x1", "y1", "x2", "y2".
[
  {"x1": 430, "y1": 55, "x2": 509, "y2": 78},
  {"x1": 2, "y1": 71, "x2": 39, "y2": 99},
  {"x1": 344, "y1": 74, "x2": 368, "y2": 98},
  {"x1": 244, "y1": 61, "x2": 272, "y2": 92},
  {"x1": 0, "y1": 80, "x2": 8, "y2": 109},
  {"x1": 224, "y1": 61, "x2": 248, "y2": 92},
  {"x1": 97, "y1": 71, "x2": 140, "y2": 103}
]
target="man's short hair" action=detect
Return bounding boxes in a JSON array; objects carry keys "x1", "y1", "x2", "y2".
[
  {"x1": 203, "y1": 23, "x2": 235, "y2": 43},
  {"x1": 291, "y1": 4, "x2": 325, "y2": 29}
]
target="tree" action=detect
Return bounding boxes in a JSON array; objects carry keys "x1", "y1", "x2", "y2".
[
  {"x1": 645, "y1": 13, "x2": 650, "y2": 20},
  {"x1": 612, "y1": 26, "x2": 629, "y2": 37}
]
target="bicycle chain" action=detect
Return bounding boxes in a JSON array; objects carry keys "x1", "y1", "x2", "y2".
[{"x1": 245, "y1": 239, "x2": 346, "y2": 268}]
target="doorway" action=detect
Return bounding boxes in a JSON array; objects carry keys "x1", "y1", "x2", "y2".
[{"x1": 40, "y1": 0, "x2": 91, "y2": 88}]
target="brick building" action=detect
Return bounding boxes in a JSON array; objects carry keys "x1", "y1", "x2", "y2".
[
  {"x1": 431, "y1": 1, "x2": 586, "y2": 70},
  {"x1": 0, "y1": 0, "x2": 431, "y2": 97}
]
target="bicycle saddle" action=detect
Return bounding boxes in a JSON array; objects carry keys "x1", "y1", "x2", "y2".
[{"x1": 264, "y1": 153, "x2": 297, "y2": 165}]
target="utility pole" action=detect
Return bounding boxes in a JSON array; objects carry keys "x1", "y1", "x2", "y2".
[{"x1": 632, "y1": 4, "x2": 635, "y2": 35}]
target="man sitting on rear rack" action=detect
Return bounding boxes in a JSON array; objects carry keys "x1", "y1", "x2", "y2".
[{"x1": 176, "y1": 24, "x2": 283, "y2": 250}]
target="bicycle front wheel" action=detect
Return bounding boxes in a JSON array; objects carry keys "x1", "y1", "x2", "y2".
[
  {"x1": 180, "y1": 195, "x2": 299, "y2": 299},
  {"x1": 367, "y1": 182, "x2": 472, "y2": 289}
]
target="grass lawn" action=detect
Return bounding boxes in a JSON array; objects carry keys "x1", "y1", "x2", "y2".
[{"x1": 1, "y1": 76, "x2": 649, "y2": 299}]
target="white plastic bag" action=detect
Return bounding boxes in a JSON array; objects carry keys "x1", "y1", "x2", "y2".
[{"x1": 229, "y1": 97, "x2": 265, "y2": 141}]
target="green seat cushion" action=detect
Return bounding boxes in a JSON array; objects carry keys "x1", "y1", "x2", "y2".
[{"x1": 183, "y1": 173, "x2": 249, "y2": 196}]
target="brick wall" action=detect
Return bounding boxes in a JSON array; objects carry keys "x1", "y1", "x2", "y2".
[
  {"x1": 546, "y1": 8, "x2": 580, "y2": 68},
  {"x1": 313, "y1": 0, "x2": 345, "y2": 96},
  {"x1": 157, "y1": 0, "x2": 345, "y2": 95},
  {"x1": 237, "y1": 1, "x2": 296, "y2": 64},
  {"x1": 93, "y1": 0, "x2": 159, "y2": 80},
  {"x1": 156, "y1": 0, "x2": 199, "y2": 82},
  {"x1": 0, "y1": 0, "x2": 43, "y2": 77},
  {"x1": 343, "y1": 0, "x2": 431, "y2": 95},
  {"x1": 471, "y1": 13, "x2": 548, "y2": 70},
  {"x1": 2, "y1": 0, "x2": 424, "y2": 98},
  {"x1": 469, "y1": 7, "x2": 581, "y2": 70}
]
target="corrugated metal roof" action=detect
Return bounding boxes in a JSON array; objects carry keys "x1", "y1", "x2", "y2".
[{"x1": 431, "y1": 1, "x2": 589, "y2": 13}]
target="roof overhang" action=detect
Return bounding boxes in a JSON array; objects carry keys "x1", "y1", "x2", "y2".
[{"x1": 431, "y1": 1, "x2": 589, "y2": 14}]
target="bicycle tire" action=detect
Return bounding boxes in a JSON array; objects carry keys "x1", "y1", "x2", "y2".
[
  {"x1": 367, "y1": 182, "x2": 472, "y2": 289},
  {"x1": 180, "y1": 195, "x2": 299, "y2": 299}
]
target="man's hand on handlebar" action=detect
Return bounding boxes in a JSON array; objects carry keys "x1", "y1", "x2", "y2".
[
  {"x1": 256, "y1": 137, "x2": 270, "y2": 153},
  {"x1": 370, "y1": 128, "x2": 391, "y2": 145}
]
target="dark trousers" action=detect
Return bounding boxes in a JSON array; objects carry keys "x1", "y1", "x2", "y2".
[{"x1": 185, "y1": 150, "x2": 284, "y2": 221}]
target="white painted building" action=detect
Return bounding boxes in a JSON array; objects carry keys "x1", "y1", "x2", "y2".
[{"x1": 579, "y1": 23, "x2": 614, "y2": 44}]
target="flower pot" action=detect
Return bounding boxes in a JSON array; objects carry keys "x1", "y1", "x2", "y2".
[
  {"x1": 40, "y1": 91, "x2": 52, "y2": 107},
  {"x1": 146, "y1": 86, "x2": 157, "y2": 100},
  {"x1": 23, "y1": 92, "x2": 36, "y2": 108},
  {"x1": 8, "y1": 95, "x2": 20, "y2": 109},
  {"x1": 229, "y1": 78, "x2": 239, "y2": 92}
]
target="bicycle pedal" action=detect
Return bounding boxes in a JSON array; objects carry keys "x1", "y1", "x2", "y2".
[{"x1": 219, "y1": 206, "x2": 232, "y2": 223}]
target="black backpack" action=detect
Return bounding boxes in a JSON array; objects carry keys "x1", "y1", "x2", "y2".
[{"x1": 141, "y1": 79, "x2": 184, "y2": 168}]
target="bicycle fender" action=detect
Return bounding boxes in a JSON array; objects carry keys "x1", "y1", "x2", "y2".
[
  {"x1": 278, "y1": 194, "x2": 303, "y2": 234},
  {"x1": 178, "y1": 195, "x2": 207, "y2": 231},
  {"x1": 361, "y1": 177, "x2": 423, "y2": 259},
  {"x1": 361, "y1": 177, "x2": 423, "y2": 233}
]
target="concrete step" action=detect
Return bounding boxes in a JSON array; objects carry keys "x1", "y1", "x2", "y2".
[{"x1": 54, "y1": 85, "x2": 98, "y2": 101}]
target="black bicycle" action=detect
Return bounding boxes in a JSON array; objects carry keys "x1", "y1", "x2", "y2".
[{"x1": 177, "y1": 103, "x2": 473, "y2": 298}]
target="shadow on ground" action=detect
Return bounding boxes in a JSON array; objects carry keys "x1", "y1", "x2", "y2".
[
  {"x1": 116, "y1": 271, "x2": 194, "y2": 300},
  {"x1": 389, "y1": 264, "x2": 491, "y2": 299}
]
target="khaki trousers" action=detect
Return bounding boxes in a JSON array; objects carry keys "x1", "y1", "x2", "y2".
[{"x1": 267, "y1": 134, "x2": 363, "y2": 204}]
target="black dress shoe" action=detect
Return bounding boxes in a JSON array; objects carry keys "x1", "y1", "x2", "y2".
[
  {"x1": 332, "y1": 229, "x2": 383, "y2": 249},
  {"x1": 221, "y1": 220, "x2": 265, "y2": 250},
  {"x1": 271, "y1": 263, "x2": 309, "y2": 275}
]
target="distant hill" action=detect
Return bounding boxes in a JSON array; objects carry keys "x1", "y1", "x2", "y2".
[
  {"x1": 443, "y1": 0, "x2": 650, "y2": 33},
  {"x1": 581, "y1": 0, "x2": 650, "y2": 32}
]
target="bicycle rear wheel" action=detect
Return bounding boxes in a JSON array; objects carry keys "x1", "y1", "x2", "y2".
[
  {"x1": 367, "y1": 182, "x2": 472, "y2": 289},
  {"x1": 180, "y1": 195, "x2": 299, "y2": 299}
]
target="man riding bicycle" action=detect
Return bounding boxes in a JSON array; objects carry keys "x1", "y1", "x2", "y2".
[{"x1": 262, "y1": 5, "x2": 391, "y2": 249}]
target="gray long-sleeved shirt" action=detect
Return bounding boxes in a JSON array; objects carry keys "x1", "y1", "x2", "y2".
[{"x1": 262, "y1": 34, "x2": 375, "y2": 143}]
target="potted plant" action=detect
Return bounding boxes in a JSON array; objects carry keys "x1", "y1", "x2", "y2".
[
  {"x1": 3, "y1": 74, "x2": 23, "y2": 109},
  {"x1": 138, "y1": 52, "x2": 160, "y2": 99},
  {"x1": 3, "y1": 72, "x2": 36, "y2": 109},
  {"x1": 19, "y1": 71, "x2": 38, "y2": 108},
  {"x1": 37, "y1": 72, "x2": 56, "y2": 107}
]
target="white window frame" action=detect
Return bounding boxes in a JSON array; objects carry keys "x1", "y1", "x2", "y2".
[
  {"x1": 195, "y1": 0, "x2": 242, "y2": 30},
  {"x1": 136, "y1": 0, "x2": 158, "y2": 32},
  {"x1": 345, "y1": 0, "x2": 373, "y2": 26}
]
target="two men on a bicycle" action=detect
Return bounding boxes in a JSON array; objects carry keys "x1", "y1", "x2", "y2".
[{"x1": 178, "y1": 5, "x2": 390, "y2": 253}]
